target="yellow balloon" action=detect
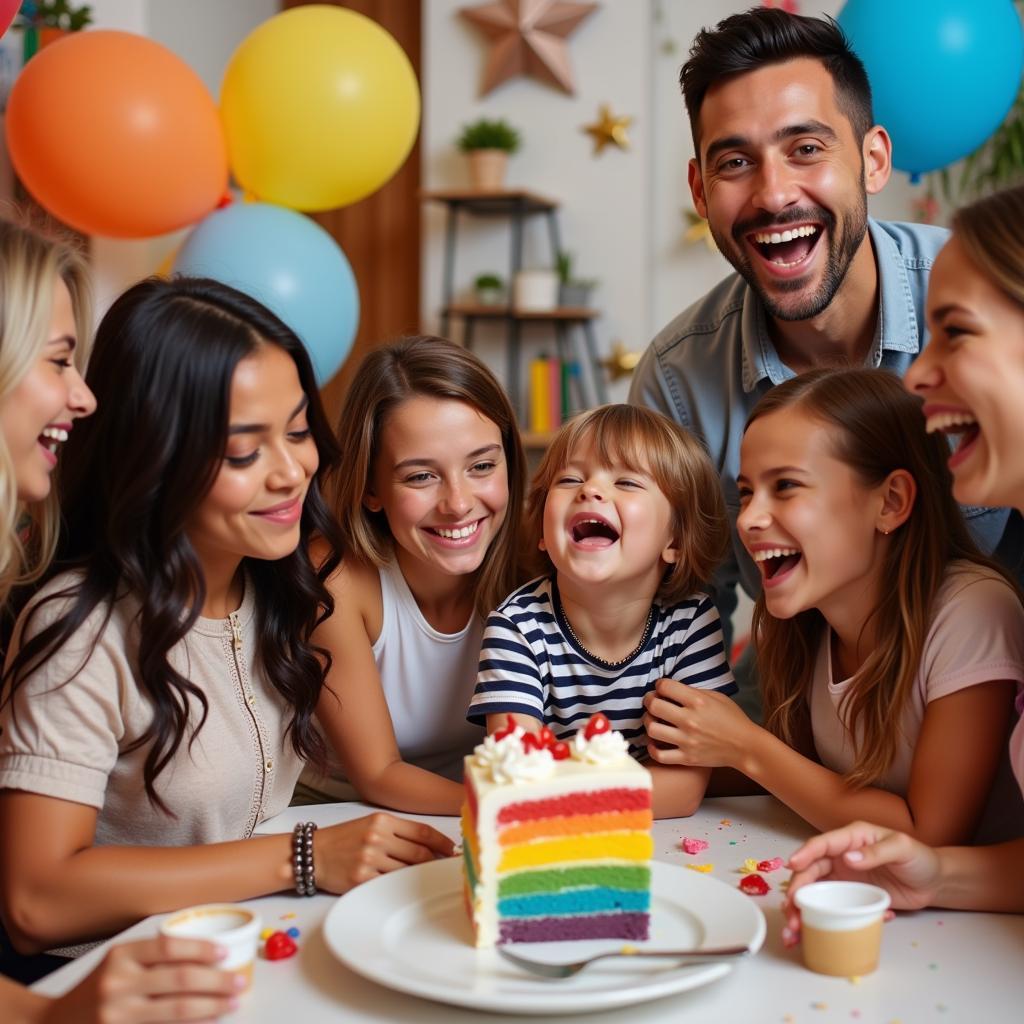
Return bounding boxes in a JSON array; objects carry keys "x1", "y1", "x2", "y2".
[{"x1": 221, "y1": 5, "x2": 420, "y2": 211}]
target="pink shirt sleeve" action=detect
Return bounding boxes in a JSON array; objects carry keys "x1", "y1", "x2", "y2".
[{"x1": 919, "y1": 566, "x2": 1024, "y2": 702}]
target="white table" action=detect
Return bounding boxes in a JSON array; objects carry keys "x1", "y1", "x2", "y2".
[{"x1": 33, "y1": 797, "x2": 1023, "y2": 1021}]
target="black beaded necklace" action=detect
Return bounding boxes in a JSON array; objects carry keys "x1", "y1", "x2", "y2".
[{"x1": 560, "y1": 602, "x2": 655, "y2": 668}]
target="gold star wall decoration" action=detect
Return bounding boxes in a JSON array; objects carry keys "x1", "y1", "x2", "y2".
[
  {"x1": 683, "y1": 209, "x2": 718, "y2": 252},
  {"x1": 582, "y1": 103, "x2": 632, "y2": 155},
  {"x1": 599, "y1": 341, "x2": 641, "y2": 382},
  {"x1": 459, "y1": 1, "x2": 599, "y2": 97}
]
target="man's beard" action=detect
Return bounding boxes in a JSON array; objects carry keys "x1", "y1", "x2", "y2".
[{"x1": 709, "y1": 195, "x2": 868, "y2": 322}]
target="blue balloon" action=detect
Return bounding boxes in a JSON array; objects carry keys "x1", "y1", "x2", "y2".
[
  {"x1": 173, "y1": 202, "x2": 359, "y2": 385},
  {"x1": 838, "y1": 0, "x2": 1023, "y2": 179}
]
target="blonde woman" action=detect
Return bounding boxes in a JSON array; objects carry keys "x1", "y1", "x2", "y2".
[{"x1": 0, "y1": 217, "x2": 242, "y2": 1022}]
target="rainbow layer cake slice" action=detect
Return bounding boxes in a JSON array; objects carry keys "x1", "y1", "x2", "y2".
[{"x1": 461, "y1": 713, "x2": 653, "y2": 947}]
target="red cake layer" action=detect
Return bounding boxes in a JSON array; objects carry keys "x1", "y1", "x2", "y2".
[{"x1": 496, "y1": 788, "x2": 651, "y2": 825}]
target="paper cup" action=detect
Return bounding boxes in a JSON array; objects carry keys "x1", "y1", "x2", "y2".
[
  {"x1": 160, "y1": 904, "x2": 260, "y2": 989},
  {"x1": 794, "y1": 881, "x2": 890, "y2": 977}
]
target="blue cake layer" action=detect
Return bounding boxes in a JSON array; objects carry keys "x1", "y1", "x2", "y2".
[{"x1": 498, "y1": 887, "x2": 651, "y2": 918}]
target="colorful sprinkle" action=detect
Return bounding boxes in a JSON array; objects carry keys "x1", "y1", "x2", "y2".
[
  {"x1": 739, "y1": 873, "x2": 771, "y2": 895},
  {"x1": 286, "y1": 926, "x2": 301, "y2": 938},
  {"x1": 260, "y1": 928, "x2": 274, "y2": 940},
  {"x1": 812, "y1": 1001, "x2": 828, "y2": 1010},
  {"x1": 680, "y1": 837, "x2": 709, "y2": 855},
  {"x1": 720, "y1": 819, "x2": 732, "y2": 826},
  {"x1": 729, "y1": 840, "x2": 738, "y2": 845},
  {"x1": 740, "y1": 858, "x2": 759, "y2": 874},
  {"x1": 848, "y1": 975, "x2": 862, "y2": 984},
  {"x1": 758, "y1": 857, "x2": 784, "y2": 872},
  {"x1": 280, "y1": 912, "x2": 297, "y2": 920},
  {"x1": 686, "y1": 863, "x2": 714, "y2": 873}
]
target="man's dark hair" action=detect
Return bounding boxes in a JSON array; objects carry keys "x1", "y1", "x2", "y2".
[{"x1": 681, "y1": 7, "x2": 873, "y2": 159}]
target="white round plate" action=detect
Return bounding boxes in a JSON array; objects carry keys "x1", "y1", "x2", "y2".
[{"x1": 322, "y1": 858, "x2": 765, "y2": 1016}]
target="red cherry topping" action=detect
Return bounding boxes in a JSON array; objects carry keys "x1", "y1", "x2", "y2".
[
  {"x1": 537, "y1": 726, "x2": 556, "y2": 748},
  {"x1": 583, "y1": 712, "x2": 611, "y2": 739},
  {"x1": 521, "y1": 731, "x2": 545, "y2": 752},
  {"x1": 265, "y1": 930, "x2": 298, "y2": 960},
  {"x1": 493, "y1": 715, "x2": 519, "y2": 741},
  {"x1": 550, "y1": 741, "x2": 571, "y2": 760}
]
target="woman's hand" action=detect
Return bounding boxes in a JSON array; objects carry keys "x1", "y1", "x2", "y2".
[
  {"x1": 643, "y1": 679, "x2": 758, "y2": 769},
  {"x1": 39, "y1": 936, "x2": 243, "y2": 1023},
  {"x1": 317, "y1": 812, "x2": 455, "y2": 893},
  {"x1": 782, "y1": 821, "x2": 942, "y2": 945}
]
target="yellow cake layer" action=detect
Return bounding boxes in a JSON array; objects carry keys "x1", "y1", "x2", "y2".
[
  {"x1": 498, "y1": 832, "x2": 653, "y2": 872},
  {"x1": 499, "y1": 810, "x2": 652, "y2": 846}
]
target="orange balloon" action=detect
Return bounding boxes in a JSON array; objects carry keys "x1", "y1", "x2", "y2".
[{"x1": 5, "y1": 31, "x2": 228, "y2": 238}]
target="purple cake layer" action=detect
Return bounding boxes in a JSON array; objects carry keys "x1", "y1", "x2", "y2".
[{"x1": 498, "y1": 912, "x2": 649, "y2": 945}]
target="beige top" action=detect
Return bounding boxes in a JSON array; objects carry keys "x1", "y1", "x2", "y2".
[{"x1": 0, "y1": 572, "x2": 304, "y2": 846}]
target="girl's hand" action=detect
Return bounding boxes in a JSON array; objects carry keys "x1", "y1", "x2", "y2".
[
  {"x1": 317, "y1": 813, "x2": 455, "y2": 893},
  {"x1": 643, "y1": 679, "x2": 756, "y2": 769},
  {"x1": 40, "y1": 936, "x2": 243, "y2": 1023},
  {"x1": 782, "y1": 822, "x2": 941, "y2": 946}
]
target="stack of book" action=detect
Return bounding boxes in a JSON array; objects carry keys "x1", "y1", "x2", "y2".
[{"x1": 529, "y1": 355, "x2": 580, "y2": 434}]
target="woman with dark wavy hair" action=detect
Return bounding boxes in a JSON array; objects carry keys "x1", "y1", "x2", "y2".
[{"x1": 0, "y1": 277, "x2": 452, "y2": 956}]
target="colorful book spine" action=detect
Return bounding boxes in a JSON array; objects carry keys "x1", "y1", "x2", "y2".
[{"x1": 529, "y1": 356, "x2": 551, "y2": 434}]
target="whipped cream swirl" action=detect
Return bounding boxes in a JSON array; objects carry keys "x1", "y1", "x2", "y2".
[
  {"x1": 571, "y1": 729, "x2": 630, "y2": 765},
  {"x1": 472, "y1": 728, "x2": 555, "y2": 784}
]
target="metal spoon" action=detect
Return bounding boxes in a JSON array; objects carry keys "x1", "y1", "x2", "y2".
[{"x1": 497, "y1": 943, "x2": 753, "y2": 979}]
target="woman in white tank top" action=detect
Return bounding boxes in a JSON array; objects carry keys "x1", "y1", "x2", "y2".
[{"x1": 303, "y1": 337, "x2": 526, "y2": 813}]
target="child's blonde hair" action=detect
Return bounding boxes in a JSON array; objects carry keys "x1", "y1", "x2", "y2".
[
  {"x1": 0, "y1": 212, "x2": 91, "y2": 604},
  {"x1": 330, "y1": 335, "x2": 526, "y2": 618},
  {"x1": 748, "y1": 367, "x2": 1022, "y2": 786},
  {"x1": 525, "y1": 404, "x2": 729, "y2": 604}
]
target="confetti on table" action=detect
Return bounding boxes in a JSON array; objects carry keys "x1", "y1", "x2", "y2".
[
  {"x1": 686, "y1": 862, "x2": 714, "y2": 873},
  {"x1": 848, "y1": 975, "x2": 861, "y2": 984},
  {"x1": 280, "y1": 912, "x2": 297, "y2": 920},
  {"x1": 851, "y1": 1012, "x2": 861, "y2": 1019},
  {"x1": 680, "y1": 837, "x2": 709, "y2": 855},
  {"x1": 811, "y1": 1001, "x2": 828, "y2": 1010},
  {"x1": 264, "y1": 930, "x2": 298, "y2": 961},
  {"x1": 720, "y1": 818, "x2": 733, "y2": 826},
  {"x1": 286, "y1": 926, "x2": 301, "y2": 938},
  {"x1": 260, "y1": 927, "x2": 274, "y2": 940},
  {"x1": 783, "y1": 1016, "x2": 795, "y2": 1023},
  {"x1": 740, "y1": 858, "x2": 759, "y2": 874},
  {"x1": 729, "y1": 840, "x2": 738, "y2": 845},
  {"x1": 739, "y1": 873, "x2": 771, "y2": 895},
  {"x1": 758, "y1": 857, "x2": 784, "y2": 872}
]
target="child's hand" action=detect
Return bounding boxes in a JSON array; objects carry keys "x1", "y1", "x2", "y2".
[
  {"x1": 782, "y1": 822, "x2": 939, "y2": 945},
  {"x1": 643, "y1": 679, "x2": 755, "y2": 768},
  {"x1": 317, "y1": 813, "x2": 455, "y2": 894}
]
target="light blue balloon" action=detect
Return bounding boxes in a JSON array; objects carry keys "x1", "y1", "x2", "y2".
[
  {"x1": 838, "y1": 0, "x2": 1023, "y2": 179},
  {"x1": 173, "y1": 202, "x2": 359, "y2": 385}
]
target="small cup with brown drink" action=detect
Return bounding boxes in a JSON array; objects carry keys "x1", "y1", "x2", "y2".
[{"x1": 793, "y1": 881, "x2": 891, "y2": 976}]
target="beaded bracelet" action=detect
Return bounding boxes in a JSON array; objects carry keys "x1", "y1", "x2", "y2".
[{"x1": 291, "y1": 821, "x2": 318, "y2": 896}]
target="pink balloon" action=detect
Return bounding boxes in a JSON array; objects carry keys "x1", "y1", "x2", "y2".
[{"x1": 0, "y1": 0, "x2": 19, "y2": 38}]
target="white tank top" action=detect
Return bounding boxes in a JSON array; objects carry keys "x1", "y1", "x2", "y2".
[{"x1": 300, "y1": 561, "x2": 485, "y2": 801}]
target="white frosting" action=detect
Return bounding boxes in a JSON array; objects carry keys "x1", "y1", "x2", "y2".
[
  {"x1": 472, "y1": 727, "x2": 555, "y2": 784},
  {"x1": 571, "y1": 729, "x2": 630, "y2": 765}
]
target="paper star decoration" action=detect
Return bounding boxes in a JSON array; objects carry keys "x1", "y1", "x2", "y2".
[
  {"x1": 582, "y1": 104, "x2": 632, "y2": 155},
  {"x1": 459, "y1": 1, "x2": 599, "y2": 96},
  {"x1": 599, "y1": 341, "x2": 642, "y2": 382},
  {"x1": 684, "y1": 209, "x2": 718, "y2": 252}
]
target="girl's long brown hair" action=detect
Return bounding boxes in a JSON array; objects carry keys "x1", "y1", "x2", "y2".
[
  {"x1": 749, "y1": 368, "x2": 1021, "y2": 787},
  {"x1": 330, "y1": 336, "x2": 526, "y2": 617}
]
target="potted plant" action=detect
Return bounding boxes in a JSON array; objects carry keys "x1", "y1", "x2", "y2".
[
  {"x1": 456, "y1": 117, "x2": 521, "y2": 192},
  {"x1": 20, "y1": 1, "x2": 93, "y2": 53},
  {"x1": 555, "y1": 250, "x2": 597, "y2": 308},
  {"x1": 473, "y1": 272, "x2": 505, "y2": 306}
]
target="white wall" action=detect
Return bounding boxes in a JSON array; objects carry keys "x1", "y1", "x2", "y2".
[{"x1": 421, "y1": 0, "x2": 926, "y2": 402}]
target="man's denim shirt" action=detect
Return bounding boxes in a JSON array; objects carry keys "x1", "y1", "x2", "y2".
[{"x1": 629, "y1": 218, "x2": 1011, "y2": 636}]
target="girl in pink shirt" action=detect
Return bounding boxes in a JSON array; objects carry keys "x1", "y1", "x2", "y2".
[{"x1": 787, "y1": 184, "x2": 1024, "y2": 919}]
